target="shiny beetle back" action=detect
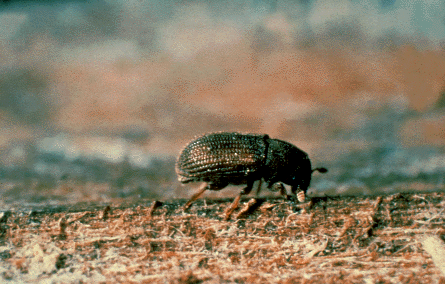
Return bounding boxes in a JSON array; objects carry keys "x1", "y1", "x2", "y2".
[{"x1": 176, "y1": 132, "x2": 268, "y2": 183}]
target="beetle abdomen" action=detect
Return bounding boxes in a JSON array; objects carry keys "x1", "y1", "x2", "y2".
[{"x1": 176, "y1": 132, "x2": 269, "y2": 183}]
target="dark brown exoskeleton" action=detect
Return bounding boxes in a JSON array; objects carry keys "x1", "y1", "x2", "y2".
[{"x1": 176, "y1": 132, "x2": 327, "y2": 219}]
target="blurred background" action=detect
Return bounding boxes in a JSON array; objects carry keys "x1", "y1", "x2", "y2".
[{"x1": 0, "y1": 0, "x2": 444, "y2": 207}]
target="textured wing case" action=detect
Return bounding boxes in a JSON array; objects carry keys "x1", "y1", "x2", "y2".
[{"x1": 176, "y1": 133, "x2": 268, "y2": 183}]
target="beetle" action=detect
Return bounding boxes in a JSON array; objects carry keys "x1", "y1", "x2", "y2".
[{"x1": 175, "y1": 132, "x2": 327, "y2": 219}]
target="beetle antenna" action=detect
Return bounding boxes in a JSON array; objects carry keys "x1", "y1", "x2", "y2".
[{"x1": 312, "y1": 167, "x2": 328, "y2": 174}]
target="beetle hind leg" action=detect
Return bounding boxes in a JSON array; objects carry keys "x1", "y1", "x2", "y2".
[
  {"x1": 183, "y1": 181, "x2": 228, "y2": 211},
  {"x1": 183, "y1": 183, "x2": 207, "y2": 211}
]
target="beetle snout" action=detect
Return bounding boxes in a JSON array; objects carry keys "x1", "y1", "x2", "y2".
[
  {"x1": 296, "y1": 190, "x2": 305, "y2": 203},
  {"x1": 291, "y1": 184, "x2": 307, "y2": 203}
]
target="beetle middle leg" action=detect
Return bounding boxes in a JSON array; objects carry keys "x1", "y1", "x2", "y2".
[
  {"x1": 268, "y1": 182, "x2": 294, "y2": 201},
  {"x1": 254, "y1": 179, "x2": 263, "y2": 196},
  {"x1": 183, "y1": 181, "x2": 228, "y2": 211},
  {"x1": 224, "y1": 179, "x2": 255, "y2": 221},
  {"x1": 270, "y1": 182, "x2": 287, "y2": 195}
]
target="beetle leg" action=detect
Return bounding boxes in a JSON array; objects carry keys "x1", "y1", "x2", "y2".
[
  {"x1": 269, "y1": 182, "x2": 284, "y2": 193},
  {"x1": 183, "y1": 183, "x2": 208, "y2": 211},
  {"x1": 235, "y1": 198, "x2": 258, "y2": 219},
  {"x1": 183, "y1": 181, "x2": 228, "y2": 211},
  {"x1": 224, "y1": 180, "x2": 255, "y2": 221},
  {"x1": 268, "y1": 182, "x2": 293, "y2": 201},
  {"x1": 276, "y1": 182, "x2": 290, "y2": 198},
  {"x1": 255, "y1": 179, "x2": 263, "y2": 196},
  {"x1": 279, "y1": 183, "x2": 296, "y2": 202}
]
